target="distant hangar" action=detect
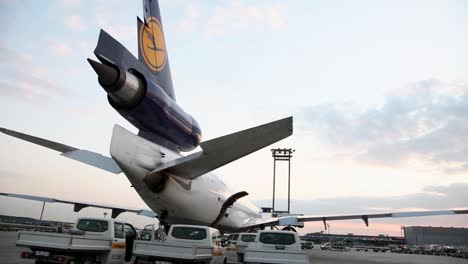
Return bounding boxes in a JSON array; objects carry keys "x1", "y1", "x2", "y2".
[{"x1": 404, "y1": 226, "x2": 468, "y2": 246}]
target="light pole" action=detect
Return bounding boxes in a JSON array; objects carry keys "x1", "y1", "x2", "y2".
[
  {"x1": 271, "y1": 148, "x2": 295, "y2": 214},
  {"x1": 39, "y1": 201, "x2": 46, "y2": 226}
]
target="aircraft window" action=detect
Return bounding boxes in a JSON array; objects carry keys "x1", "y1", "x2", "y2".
[
  {"x1": 76, "y1": 219, "x2": 108, "y2": 232},
  {"x1": 241, "y1": 234, "x2": 256, "y2": 242},
  {"x1": 114, "y1": 223, "x2": 125, "y2": 239},
  {"x1": 259, "y1": 233, "x2": 295, "y2": 245},
  {"x1": 171, "y1": 227, "x2": 207, "y2": 240}
]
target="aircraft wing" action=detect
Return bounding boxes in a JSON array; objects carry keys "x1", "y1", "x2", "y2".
[
  {"x1": 145, "y1": 117, "x2": 293, "y2": 181},
  {"x1": 0, "y1": 192, "x2": 156, "y2": 219},
  {"x1": 0, "y1": 127, "x2": 122, "y2": 174},
  {"x1": 241, "y1": 209, "x2": 468, "y2": 230}
]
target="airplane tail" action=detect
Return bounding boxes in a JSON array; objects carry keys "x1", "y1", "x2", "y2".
[{"x1": 138, "y1": 0, "x2": 175, "y2": 100}]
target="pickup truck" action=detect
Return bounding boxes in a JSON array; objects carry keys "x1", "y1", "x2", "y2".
[
  {"x1": 244, "y1": 230, "x2": 309, "y2": 264},
  {"x1": 223, "y1": 232, "x2": 257, "y2": 263},
  {"x1": 133, "y1": 224, "x2": 227, "y2": 264},
  {"x1": 16, "y1": 217, "x2": 137, "y2": 264}
]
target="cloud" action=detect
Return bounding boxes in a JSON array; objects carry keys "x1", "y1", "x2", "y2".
[
  {"x1": 205, "y1": 1, "x2": 287, "y2": 36},
  {"x1": 49, "y1": 38, "x2": 73, "y2": 57},
  {"x1": 254, "y1": 183, "x2": 468, "y2": 215},
  {"x1": 0, "y1": 42, "x2": 69, "y2": 103},
  {"x1": 78, "y1": 40, "x2": 93, "y2": 55},
  {"x1": 56, "y1": 0, "x2": 83, "y2": 9},
  {"x1": 95, "y1": 1, "x2": 135, "y2": 42},
  {"x1": 178, "y1": 3, "x2": 201, "y2": 33},
  {"x1": 65, "y1": 15, "x2": 86, "y2": 32},
  {"x1": 299, "y1": 79, "x2": 468, "y2": 173}
]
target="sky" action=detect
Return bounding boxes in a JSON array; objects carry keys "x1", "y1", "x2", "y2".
[{"x1": 0, "y1": 0, "x2": 467, "y2": 236}]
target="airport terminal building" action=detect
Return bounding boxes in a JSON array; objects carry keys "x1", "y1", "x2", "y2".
[{"x1": 404, "y1": 226, "x2": 468, "y2": 246}]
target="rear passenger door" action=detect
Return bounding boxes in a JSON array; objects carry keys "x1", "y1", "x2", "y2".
[
  {"x1": 225, "y1": 234, "x2": 239, "y2": 261},
  {"x1": 110, "y1": 222, "x2": 126, "y2": 263}
]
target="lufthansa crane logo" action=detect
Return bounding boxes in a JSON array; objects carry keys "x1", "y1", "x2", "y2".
[{"x1": 140, "y1": 16, "x2": 166, "y2": 72}]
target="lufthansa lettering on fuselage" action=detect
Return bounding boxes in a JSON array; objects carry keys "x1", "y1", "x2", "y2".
[{"x1": 140, "y1": 16, "x2": 166, "y2": 72}]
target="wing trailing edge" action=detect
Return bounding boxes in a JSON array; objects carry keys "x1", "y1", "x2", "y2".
[
  {"x1": 241, "y1": 209, "x2": 468, "y2": 230},
  {"x1": 144, "y1": 117, "x2": 293, "y2": 182}
]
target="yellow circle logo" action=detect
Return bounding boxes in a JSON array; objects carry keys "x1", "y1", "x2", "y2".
[{"x1": 140, "y1": 16, "x2": 166, "y2": 72}]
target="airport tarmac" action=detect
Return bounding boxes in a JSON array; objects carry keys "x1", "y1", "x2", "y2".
[
  {"x1": 1, "y1": 231, "x2": 467, "y2": 264},
  {"x1": 306, "y1": 247, "x2": 468, "y2": 264}
]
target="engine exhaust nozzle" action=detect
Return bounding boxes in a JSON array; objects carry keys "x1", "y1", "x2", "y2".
[{"x1": 88, "y1": 58, "x2": 145, "y2": 109}]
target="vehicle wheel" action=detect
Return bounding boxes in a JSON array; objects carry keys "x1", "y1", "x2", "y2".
[{"x1": 78, "y1": 258, "x2": 95, "y2": 264}]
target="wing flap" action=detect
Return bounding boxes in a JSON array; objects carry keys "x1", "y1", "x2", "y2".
[{"x1": 145, "y1": 117, "x2": 293, "y2": 181}]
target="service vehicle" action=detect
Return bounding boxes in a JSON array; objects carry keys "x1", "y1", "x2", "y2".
[
  {"x1": 133, "y1": 224, "x2": 227, "y2": 264},
  {"x1": 244, "y1": 230, "x2": 309, "y2": 264},
  {"x1": 223, "y1": 233, "x2": 257, "y2": 263},
  {"x1": 320, "y1": 242, "x2": 331, "y2": 250},
  {"x1": 300, "y1": 240, "x2": 313, "y2": 250},
  {"x1": 354, "y1": 246, "x2": 388, "y2": 252},
  {"x1": 16, "y1": 217, "x2": 137, "y2": 264}
]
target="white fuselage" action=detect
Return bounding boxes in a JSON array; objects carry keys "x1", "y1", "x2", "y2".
[{"x1": 109, "y1": 125, "x2": 261, "y2": 232}]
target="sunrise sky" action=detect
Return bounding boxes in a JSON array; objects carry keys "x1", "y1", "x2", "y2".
[{"x1": 0, "y1": 0, "x2": 467, "y2": 235}]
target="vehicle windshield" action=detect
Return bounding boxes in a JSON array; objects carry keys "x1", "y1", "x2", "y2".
[
  {"x1": 241, "y1": 234, "x2": 256, "y2": 242},
  {"x1": 259, "y1": 232, "x2": 296, "y2": 245},
  {"x1": 171, "y1": 227, "x2": 207, "y2": 240},
  {"x1": 76, "y1": 219, "x2": 108, "y2": 232}
]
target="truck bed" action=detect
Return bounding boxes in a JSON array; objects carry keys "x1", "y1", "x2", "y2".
[
  {"x1": 133, "y1": 240, "x2": 213, "y2": 262},
  {"x1": 244, "y1": 246, "x2": 309, "y2": 264},
  {"x1": 16, "y1": 231, "x2": 112, "y2": 252}
]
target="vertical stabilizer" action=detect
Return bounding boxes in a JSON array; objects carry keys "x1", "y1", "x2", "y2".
[{"x1": 138, "y1": 0, "x2": 175, "y2": 100}]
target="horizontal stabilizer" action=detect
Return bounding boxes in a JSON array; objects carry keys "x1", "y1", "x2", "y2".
[
  {"x1": 0, "y1": 192, "x2": 156, "y2": 219},
  {"x1": 62, "y1": 150, "x2": 121, "y2": 174},
  {"x1": 145, "y1": 117, "x2": 293, "y2": 181},
  {"x1": 0, "y1": 127, "x2": 122, "y2": 174},
  {"x1": 0, "y1": 127, "x2": 76, "y2": 152}
]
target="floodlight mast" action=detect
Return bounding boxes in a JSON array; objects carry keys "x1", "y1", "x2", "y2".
[{"x1": 271, "y1": 148, "x2": 295, "y2": 214}]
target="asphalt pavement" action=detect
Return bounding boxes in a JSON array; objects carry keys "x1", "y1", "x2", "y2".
[{"x1": 1, "y1": 231, "x2": 467, "y2": 264}]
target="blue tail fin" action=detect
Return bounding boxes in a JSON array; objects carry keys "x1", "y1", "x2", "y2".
[{"x1": 138, "y1": 0, "x2": 175, "y2": 100}]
